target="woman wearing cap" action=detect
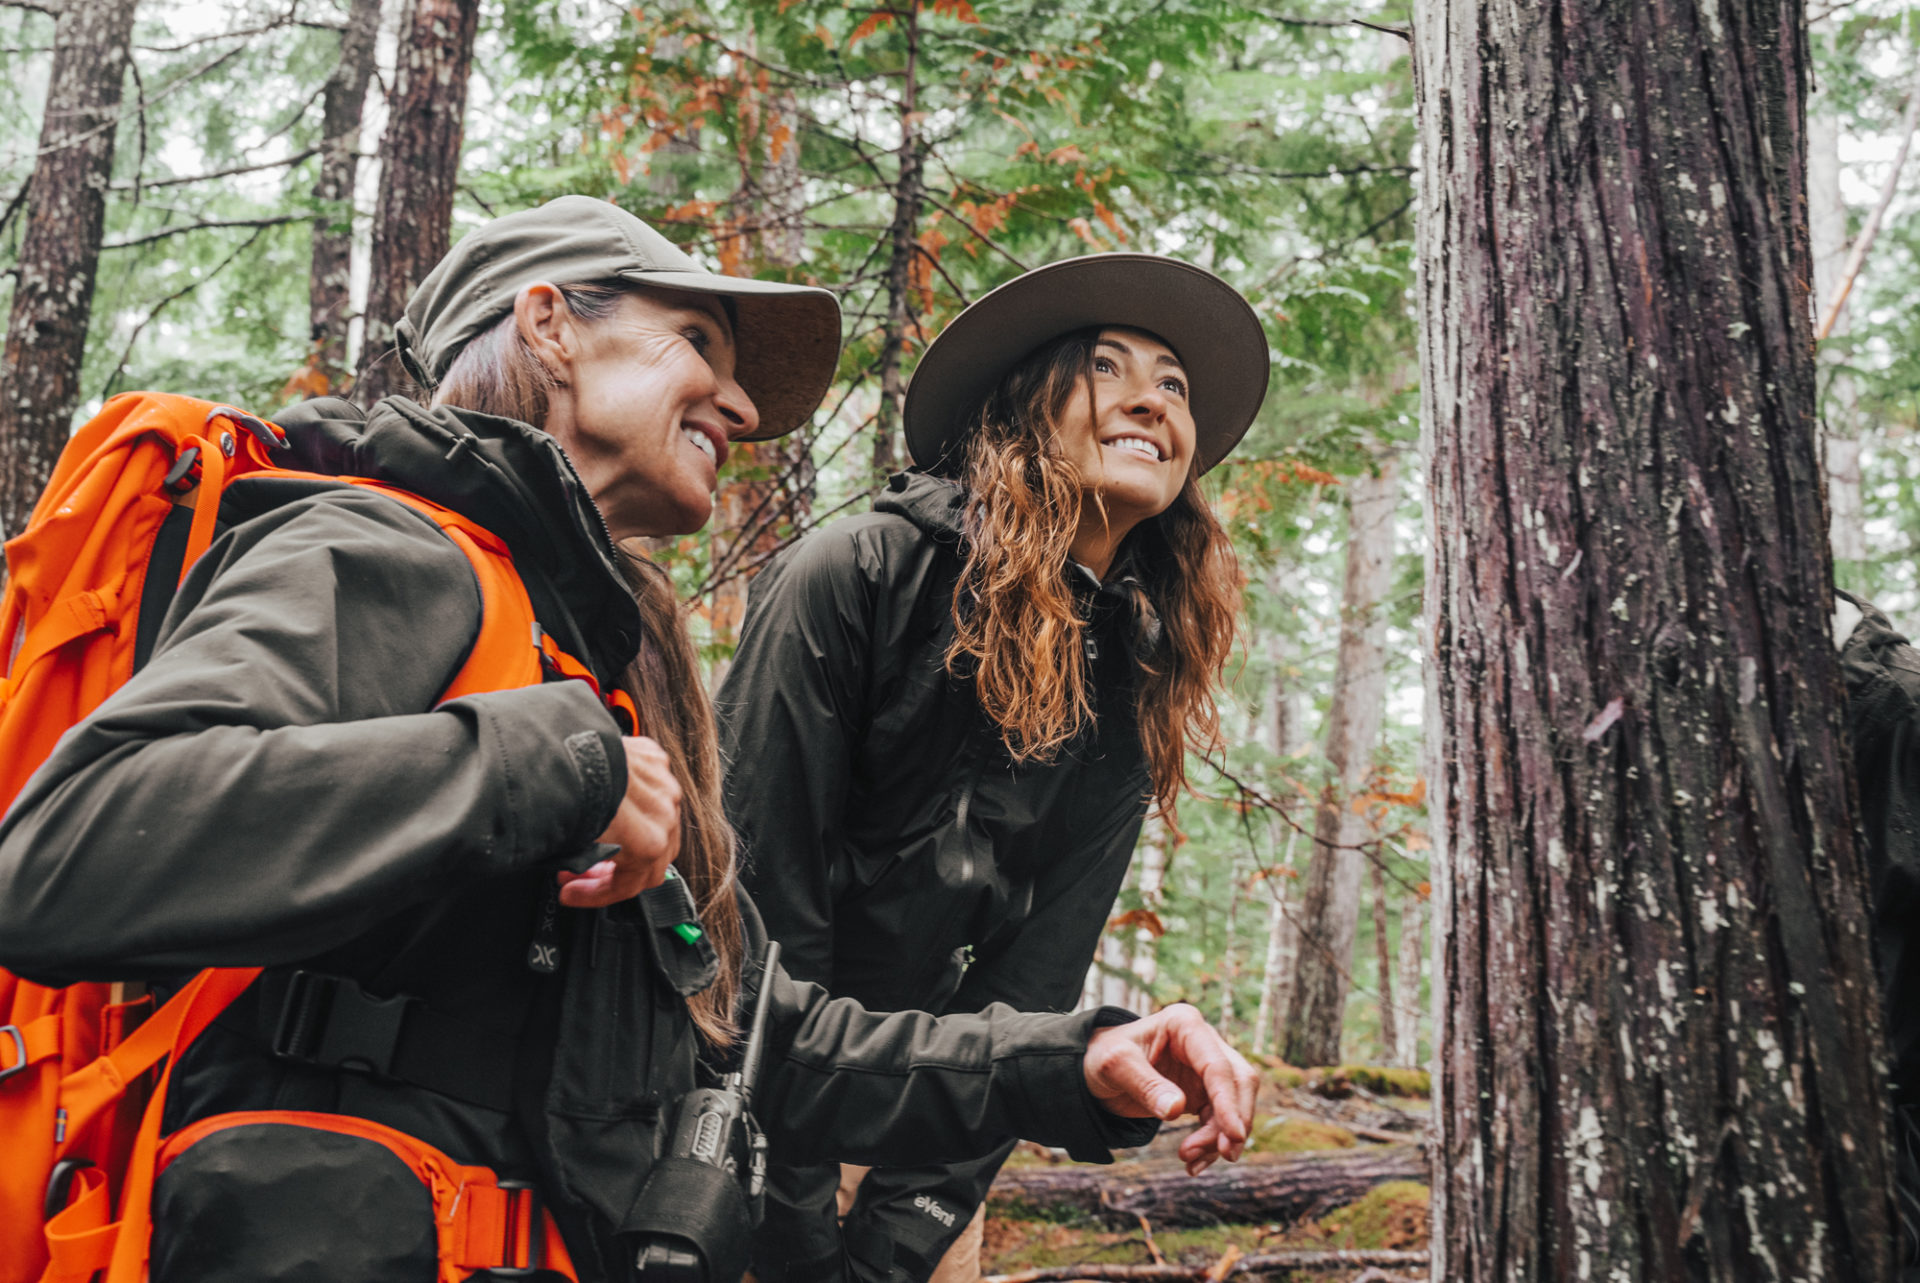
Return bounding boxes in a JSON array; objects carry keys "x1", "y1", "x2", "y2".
[
  {"x1": 717, "y1": 255, "x2": 1266, "y2": 1283},
  {"x1": 0, "y1": 203, "x2": 1256, "y2": 1282}
]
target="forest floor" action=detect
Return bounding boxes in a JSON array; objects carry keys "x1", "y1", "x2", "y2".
[{"x1": 983, "y1": 1069, "x2": 1431, "y2": 1281}]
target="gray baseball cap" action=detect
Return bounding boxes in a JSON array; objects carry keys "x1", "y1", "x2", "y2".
[
  {"x1": 395, "y1": 194, "x2": 842, "y2": 439},
  {"x1": 903, "y1": 253, "x2": 1269, "y2": 474}
]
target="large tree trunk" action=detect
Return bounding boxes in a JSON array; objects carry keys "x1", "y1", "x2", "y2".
[
  {"x1": 0, "y1": 0, "x2": 139, "y2": 538},
  {"x1": 987, "y1": 1144, "x2": 1428, "y2": 1229},
  {"x1": 1415, "y1": 4, "x2": 1894, "y2": 1280},
  {"x1": 1282, "y1": 460, "x2": 1398, "y2": 1067},
  {"x1": 353, "y1": 0, "x2": 480, "y2": 406},
  {"x1": 308, "y1": 0, "x2": 383, "y2": 392}
]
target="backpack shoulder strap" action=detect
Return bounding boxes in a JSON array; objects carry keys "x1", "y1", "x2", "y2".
[{"x1": 344, "y1": 481, "x2": 544, "y2": 701}]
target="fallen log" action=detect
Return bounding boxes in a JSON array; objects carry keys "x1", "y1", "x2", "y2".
[
  {"x1": 987, "y1": 1145, "x2": 1428, "y2": 1228},
  {"x1": 982, "y1": 1249, "x2": 1430, "y2": 1281}
]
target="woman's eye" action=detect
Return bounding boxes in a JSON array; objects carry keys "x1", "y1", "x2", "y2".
[
  {"x1": 1093, "y1": 356, "x2": 1116, "y2": 374},
  {"x1": 682, "y1": 327, "x2": 711, "y2": 355},
  {"x1": 1160, "y1": 376, "x2": 1188, "y2": 398}
]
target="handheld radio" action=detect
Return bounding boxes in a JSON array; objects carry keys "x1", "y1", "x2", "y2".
[{"x1": 630, "y1": 940, "x2": 782, "y2": 1283}]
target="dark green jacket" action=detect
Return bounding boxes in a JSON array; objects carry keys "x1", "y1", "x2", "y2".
[
  {"x1": 718, "y1": 473, "x2": 1154, "y2": 1283},
  {"x1": 0, "y1": 400, "x2": 1151, "y2": 1282}
]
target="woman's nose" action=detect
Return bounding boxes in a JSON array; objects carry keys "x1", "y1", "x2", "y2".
[
  {"x1": 716, "y1": 378, "x2": 761, "y2": 440},
  {"x1": 1127, "y1": 383, "x2": 1169, "y2": 419}
]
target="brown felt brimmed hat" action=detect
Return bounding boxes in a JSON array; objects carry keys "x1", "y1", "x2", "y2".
[
  {"x1": 395, "y1": 194, "x2": 841, "y2": 439},
  {"x1": 903, "y1": 253, "x2": 1269, "y2": 475}
]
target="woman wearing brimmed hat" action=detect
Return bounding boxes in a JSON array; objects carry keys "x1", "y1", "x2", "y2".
[
  {"x1": 717, "y1": 254, "x2": 1268, "y2": 1283},
  {"x1": 0, "y1": 204, "x2": 1257, "y2": 1282}
]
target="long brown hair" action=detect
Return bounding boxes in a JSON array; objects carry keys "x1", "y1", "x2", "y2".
[
  {"x1": 434, "y1": 282, "x2": 741, "y2": 1046},
  {"x1": 945, "y1": 329, "x2": 1241, "y2": 817}
]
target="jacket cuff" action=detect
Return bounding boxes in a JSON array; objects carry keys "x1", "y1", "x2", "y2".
[
  {"x1": 1002, "y1": 1007, "x2": 1161, "y2": 1162},
  {"x1": 448, "y1": 681, "x2": 626, "y2": 874}
]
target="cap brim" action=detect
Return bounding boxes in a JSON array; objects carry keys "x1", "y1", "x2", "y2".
[
  {"x1": 903, "y1": 254, "x2": 1269, "y2": 474},
  {"x1": 618, "y1": 268, "x2": 841, "y2": 440}
]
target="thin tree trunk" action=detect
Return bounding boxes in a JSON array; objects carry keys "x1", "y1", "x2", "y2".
[
  {"x1": 1369, "y1": 859, "x2": 1396, "y2": 1064},
  {"x1": 709, "y1": 87, "x2": 813, "y2": 691},
  {"x1": 353, "y1": 0, "x2": 480, "y2": 406},
  {"x1": 308, "y1": 0, "x2": 382, "y2": 391},
  {"x1": 1809, "y1": 40, "x2": 1865, "y2": 563},
  {"x1": 1392, "y1": 889, "x2": 1424, "y2": 1070},
  {"x1": 0, "y1": 0, "x2": 139, "y2": 538},
  {"x1": 1127, "y1": 815, "x2": 1169, "y2": 1011},
  {"x1": 1217, "y1": 850, "x2": 1245, "y2": 1035},
  {"x1": 1252, "y1": 830, "x2": 1299, "y2": 1059},
  {"x1": 1415, "y1": 3, "x2": 1894, "y2": 1279},
  {"x1": 872, "y1": 1, "x2": 923, "y2": 482},
  {"x1": 1282, "y1": 460, "x2": 1398, "y2": 1067}
]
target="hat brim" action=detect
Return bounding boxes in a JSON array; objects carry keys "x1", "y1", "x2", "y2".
[
  {"x1": 617, "y1": 268, "x2": 841, "y2": 440},
  {"x1": 903, "y1": 254, "x2": 1269, "y2": 475}
]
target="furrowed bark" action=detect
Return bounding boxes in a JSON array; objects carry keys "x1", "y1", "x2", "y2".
[
  {"x1": 354, "y1": 0, "x2": 480, "y2": 406},
  {"x1": 1415, "y1": 2, "x2": 1894, "y2": 1279},
  {"x1": 0, "y1": 0, "x2": 139, "y2": 538},
  {"x1": 1283, "y1": 460, "x2": 1398, "y2": 1066},
  {"x1": 308, "y1": 0, "x2": 381, "y2": 389}
]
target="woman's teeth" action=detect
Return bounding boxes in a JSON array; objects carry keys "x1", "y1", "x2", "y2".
[
  {"x1": 1106, "y1": 437, "x2": 1161, "y2": 462},
  {"x1": 682, "y1": 427, "x2": 717, "y2": 465}
]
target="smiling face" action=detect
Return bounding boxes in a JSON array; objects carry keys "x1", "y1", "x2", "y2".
[
  {"x1": 1050, "y1": 327, "x2": 1197, "y2": 572},
  {"x1": 521, "y1": 283, "x2": 760, "y2": 540}
]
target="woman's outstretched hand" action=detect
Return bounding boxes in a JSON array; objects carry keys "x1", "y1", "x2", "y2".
[
  {"x1": 558, "y1": 735, "x2": 681, "y2": 907},
  {"x1": 1083, "y1": 1003, "x2": 1260, "y2": 1176}
]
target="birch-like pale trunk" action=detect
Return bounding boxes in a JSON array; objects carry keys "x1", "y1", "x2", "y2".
[
  {"x1": 1416, "y1": 2, "x2": 1893, "y2": 1276},
  {"x1": 1281, "y1": 460, "x2": 1398, "y2": 1067},
  {"x1": 1392, "y1": 889, "x2": 1425, "y2": 1069},
  {"x1": 1808, "y1": 35, "x2": 1864, "y2": 564}
]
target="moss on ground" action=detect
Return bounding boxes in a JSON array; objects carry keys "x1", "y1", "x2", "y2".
[
  {"x1": 1310, "y1": 1065, "x2": 1432, "y2": 1098},
  {"x1": 983, "y1": 1178, "x2": 1434, "y2": 1275},
  {"x1": 1248, "y1": 1116, "x2": 1357, "y2": 1154},
  {"x1": 1313, "y1": 1181, "x2": 1432, "y2": 1250}
]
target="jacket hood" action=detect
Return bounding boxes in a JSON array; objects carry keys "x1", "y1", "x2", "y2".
[
  {"x1": 271, "y1": 395, "x2": 643, "y2": 677},
  {"x1": 873, "y1": 470, "x2": 967, "y2": 541}
]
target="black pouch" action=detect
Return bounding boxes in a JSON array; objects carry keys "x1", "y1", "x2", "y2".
[{"x1": 151, "y1": 1110, "x2": 560, "y2": 1282}]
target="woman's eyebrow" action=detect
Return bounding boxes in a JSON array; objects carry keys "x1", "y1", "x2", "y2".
[{"x1": 1095, "y1": 336, "x2": 1185, "y2": 374}]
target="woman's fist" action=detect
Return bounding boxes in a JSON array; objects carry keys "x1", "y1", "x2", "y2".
[{"x1": 557, "y1": 735, "x2": 681, "y2": 907}]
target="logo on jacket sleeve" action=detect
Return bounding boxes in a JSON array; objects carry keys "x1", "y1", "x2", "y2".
[{"x1": 913, "y1": 1195, "x2": 956, "y2": 1228}]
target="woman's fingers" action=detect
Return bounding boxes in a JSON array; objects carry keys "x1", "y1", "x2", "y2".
[
  {"x1": 1083, "y1": 1004, "x2": 1261, "y2": 1162},
  {"x1": 559, "y1": 736, "x2": 682, "y2": 907}
]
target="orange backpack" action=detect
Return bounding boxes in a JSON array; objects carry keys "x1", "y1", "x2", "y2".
[{"x1": 0, "y1": 392, "x2": 616, "y2": 1282}]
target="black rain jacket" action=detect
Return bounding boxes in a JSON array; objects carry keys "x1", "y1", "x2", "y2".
[
  {"x1": 1836, "y1": 595, "x2": 1920, "y2": 1269},
  {"x1": 717, "y1": 472, "x2": 1155, "y2": 1283},
  {"x1": 0, "y1": 400, "x2": 1153, "y2": 1282}
]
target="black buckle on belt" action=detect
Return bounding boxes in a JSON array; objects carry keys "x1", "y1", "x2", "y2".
[
  {"x1": 270, "y1": 971, "x2": 414, "y2": 1078},
  {"x1": 491, "y1": 1178, "x2": 543, "y2": 1278}
]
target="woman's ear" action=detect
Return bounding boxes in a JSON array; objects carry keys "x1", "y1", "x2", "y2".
[{"x1": 514, "y1": 282, "x2": 575, "y2": 385}]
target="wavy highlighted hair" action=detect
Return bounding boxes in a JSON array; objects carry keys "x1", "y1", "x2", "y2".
[{"x1": 945, "y1": 328, "x2": 1241, "y2": 816}]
